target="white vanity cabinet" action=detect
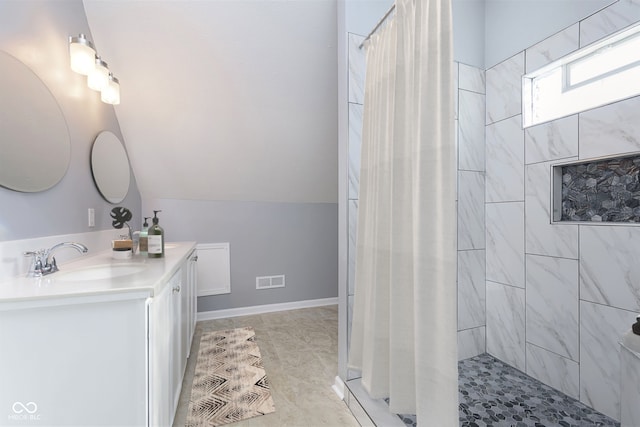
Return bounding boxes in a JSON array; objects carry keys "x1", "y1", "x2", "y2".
[
  {"x1": 149, "y1": 248, "x2": 197, "y2": 426},
  {"x1": 0, "y1": 242, "x2": 197, "y2": 427}
]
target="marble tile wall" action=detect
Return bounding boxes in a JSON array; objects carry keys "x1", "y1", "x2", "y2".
[
  {"x1": 579, "y1": 95, "x2": 640, "y2": 160},
  {"x1": 525, "y1": 343, "x2": 579, "y2": 399},
  {"x1": 346, "y1": 33, "x2": 364, "y2": 381},
  {"x1": 486, "y1": 281, "x2": 526, "y2": 371},
  {"x1": 456, "y1": 62, "x2": 487, "y2": 360},
  {"x1": 486, "y1": 115, "x2": 524, "y2": 202},
  {"x1": 485, "y1": 52, "x2": 524, "y2": 125},
  {"x1": 580, "y1": 301, "x2": 637, "y2": 420},
  {"x1": 579, "y1": 0, "x2": 640, "y2": 48},
  {"x1": 458, "y1": 171, "x2": 485, "y2": 250},
  {"x1": 525, "y1": 159, "x2": 578, "y2": 259},
  {"x1": 524, "y1": 115, "x2": 578, "y2": 165},
  {"x1": 348, "y1": 33, "x2": 365, "y2": 105},
  {"x1": 458, "y1": 249, "x2": 485, "y2": 331},
  {"x1": 580, "y1": 225, "x2": 640, "y2": 312},
  {"x1": 525, "y1": 24, "x2": 579, "y2": 74},
  {"x1": 459, "y1": 91, "x2": 485, "y2": 172},
  {"x1": 458, "y1": 326, "x2": 486, "y2": 361},
  {"x1": 348, "y1": 104, "x2": 363, "y2": 200},
  {"x1": 486, "y1": 3, "x2": 640, "y2": 421},
  {"x1": 348, "y1": 200, "x2": 358, "y2": 296},
  {"x1": 525, "y1": 254, "x2": 579, "y2": 361},
  {"x1": 485, "y1": 202, "x2": 525, "y2": 288}
]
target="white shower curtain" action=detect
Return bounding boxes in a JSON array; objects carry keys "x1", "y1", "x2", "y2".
[{"x1": 348, "y1": 0, "x2": 457, "y2": 424}]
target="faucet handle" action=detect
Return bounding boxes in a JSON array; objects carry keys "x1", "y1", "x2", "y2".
[
  {"x1": 24, "y1": 250, "x2": 45, "y2": 277},
  {"x1": 24, "y1": 250, "x2": 45, "y2": 263},
  {"x1": 24, "y1": 250, "x2": 41, "y2": 257},
  {"x1": 49, "y1": 256, "x2": 59, "y2": 273}
]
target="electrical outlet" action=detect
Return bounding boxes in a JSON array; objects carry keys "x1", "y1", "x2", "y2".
[{"x1": 88, "y1": 208, "x2": 95, "y2": 227}]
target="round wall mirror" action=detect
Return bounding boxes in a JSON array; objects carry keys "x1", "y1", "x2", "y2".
[
  {"x1": 0, "y1": 51, "x2": 71, "y2": 192},
  {"x1": 91, "y1": 131, "x2": 131, "y2": 203}
]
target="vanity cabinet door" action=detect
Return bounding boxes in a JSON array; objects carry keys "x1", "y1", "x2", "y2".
[
  {"x1": 170, "y1": 271, "x2": 183, "y2": 414},
  {"x1": 149, "y1": 278, "x2": 173, "y2": 427},
  {"x1": 150, "y1": 268, "x2": 183, "y2": 427},
  {"x1": 182, "y1": 249, "x2": 198, "y2": 360},
  {"x1": 0, "y1": 298, "x2": 147, "y2": 426},
  {"x1": 189, "y1": 250, "x2": 198, "y2": 345},
  {"x1": 149, "y1": 255, "x2": 196, "y2": 427}
]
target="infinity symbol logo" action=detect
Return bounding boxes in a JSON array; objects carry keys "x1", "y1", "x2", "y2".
[{"x1": 12, "y1": 401, "x2": 38, "y2": 414}]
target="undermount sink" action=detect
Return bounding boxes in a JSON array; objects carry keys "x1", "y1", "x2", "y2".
[{"x1": 56, "y1": 264, "x2": 147, "y2": 281}]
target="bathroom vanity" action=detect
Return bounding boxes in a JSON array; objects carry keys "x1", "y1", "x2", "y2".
[{"x1": 0, "y1": 241, "x2": 197, "y2": 426}]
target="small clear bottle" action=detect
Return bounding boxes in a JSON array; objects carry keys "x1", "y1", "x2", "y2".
[{"x1": 138, "y1": 217, "x2": 151, "y2": 256}]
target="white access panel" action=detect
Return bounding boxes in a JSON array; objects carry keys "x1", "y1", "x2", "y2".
[{"x1": 196, "y1": 243, "x2": 231, "y2": 296}]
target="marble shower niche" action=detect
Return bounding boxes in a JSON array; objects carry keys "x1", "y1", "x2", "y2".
[{"x1": 554, "y1": 154, "x2": 640, "y2": 223}]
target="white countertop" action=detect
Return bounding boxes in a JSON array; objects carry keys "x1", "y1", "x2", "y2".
[{"x1": 0, "y1": 241, "x2": 196, "y2": 308}]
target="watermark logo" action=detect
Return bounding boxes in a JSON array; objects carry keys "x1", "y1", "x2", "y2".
[{"x1": 8, "y1": 401, "x2": 40, "y2": 421}]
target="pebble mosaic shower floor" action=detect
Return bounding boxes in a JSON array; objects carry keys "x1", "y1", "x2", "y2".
[{"x1": 394, "y1": 353, "x2": 620, "y2": 427}]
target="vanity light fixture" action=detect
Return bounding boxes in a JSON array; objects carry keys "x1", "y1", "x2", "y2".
[
  {"x1": 101, "y1": 73, "x2": 120, "y2": 105},
  {"x1": 69, "y1": 34, "x2": 96, "y2": 75},
  {"x1": 69, "y1": 33, "x2": 121, "y2": 104},
  {"x1": 87, "y1": 57, "x2": 109, "y2": 92}
]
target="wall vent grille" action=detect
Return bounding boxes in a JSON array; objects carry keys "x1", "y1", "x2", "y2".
[{"x1": 256, "y1": 275, "x2": 285, "y2": 290}]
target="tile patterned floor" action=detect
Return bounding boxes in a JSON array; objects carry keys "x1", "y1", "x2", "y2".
[
  {"x1": 396, "y1": 353, "x2": 620, "y2": 427},
  {"x1": 173, "y1": 305, "x2": 359, "y2": 427}
]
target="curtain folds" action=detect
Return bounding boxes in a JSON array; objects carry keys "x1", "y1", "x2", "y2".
[{"x1": 348, "y1": 0, "x2": 457, "y2": 424}]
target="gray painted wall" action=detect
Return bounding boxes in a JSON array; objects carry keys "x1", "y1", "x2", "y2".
[
  {"x1": 143, "y1": 198, "x2": 338, "y2": 311},
  {"x1": 0, "y1": 0, "x2": 141, "y2": 242},
  {"x1": 453, "y1": 0, "x2": 486, "y2": 69}
]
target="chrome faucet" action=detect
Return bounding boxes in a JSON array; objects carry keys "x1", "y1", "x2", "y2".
[{"x1": 24, "y1": 242, "x2": 89, "y2": 277}]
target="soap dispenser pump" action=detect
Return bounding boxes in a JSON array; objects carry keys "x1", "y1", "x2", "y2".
[
  {"x1": 633, "y1": 316, "x2": 640, "y2": 335},
  {"x1": 147, "y1": 210, "x2": 164, "y2": 258}
]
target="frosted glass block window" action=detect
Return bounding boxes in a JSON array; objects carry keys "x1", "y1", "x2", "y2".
[{"x1": 523, "y1": 23, "x2": 640, "y2": 128}]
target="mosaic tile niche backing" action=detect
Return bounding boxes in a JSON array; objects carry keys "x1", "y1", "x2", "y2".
[{"x1": 560, "y1": 154, "x2": 640, "y2": 223}]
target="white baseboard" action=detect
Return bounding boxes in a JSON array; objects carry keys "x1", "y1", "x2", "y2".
[
  {"x1": 197, "y1": 297, "x2": 338, "y2": 321},
  {"x1": 332, "y1": 375, "x2": 346, "y2": 400}
]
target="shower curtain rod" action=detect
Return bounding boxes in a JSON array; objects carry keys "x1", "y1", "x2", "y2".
[{"x1": 358, "y1": 3, "x2": 396, "y2": 49}]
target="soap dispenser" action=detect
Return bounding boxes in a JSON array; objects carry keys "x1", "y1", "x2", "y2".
[
  {"x1": 138, "y1": 217, "x2": 151, "y2": 256},
  {"x1": 147, "y1": 210, "x2": 164, "y2": 258}
]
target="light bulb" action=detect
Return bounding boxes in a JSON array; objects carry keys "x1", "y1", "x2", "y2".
[
  {"x1": 88, "y1": 57, "x2": 109, "y2": 91},
  {"x1": 69, "y1": 34, "x2": 96, "y2": 75},
  {"x1": 101, "y1": 74, "x2": 120, "y2": 105}
]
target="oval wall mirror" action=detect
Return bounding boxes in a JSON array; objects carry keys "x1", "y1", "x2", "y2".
[
  {"x1": 0, "y1": 51, "x2": 71, "y2": 192},
  {"x1": 91, "y1": 131, "x2": 131, "y2": 203}
]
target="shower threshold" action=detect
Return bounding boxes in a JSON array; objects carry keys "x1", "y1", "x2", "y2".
[{"x1": 345, "y1": 353, "x2": 620, "y2": 427}]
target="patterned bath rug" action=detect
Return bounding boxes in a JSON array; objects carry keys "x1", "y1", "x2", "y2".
[{"x1": 186, "y1": 326, "x2": 275, "y2": 426}]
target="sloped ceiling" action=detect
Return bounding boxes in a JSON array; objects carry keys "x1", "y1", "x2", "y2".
[{"x1": 83, "y1": 0, "x2": 338, "y2": 203}]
